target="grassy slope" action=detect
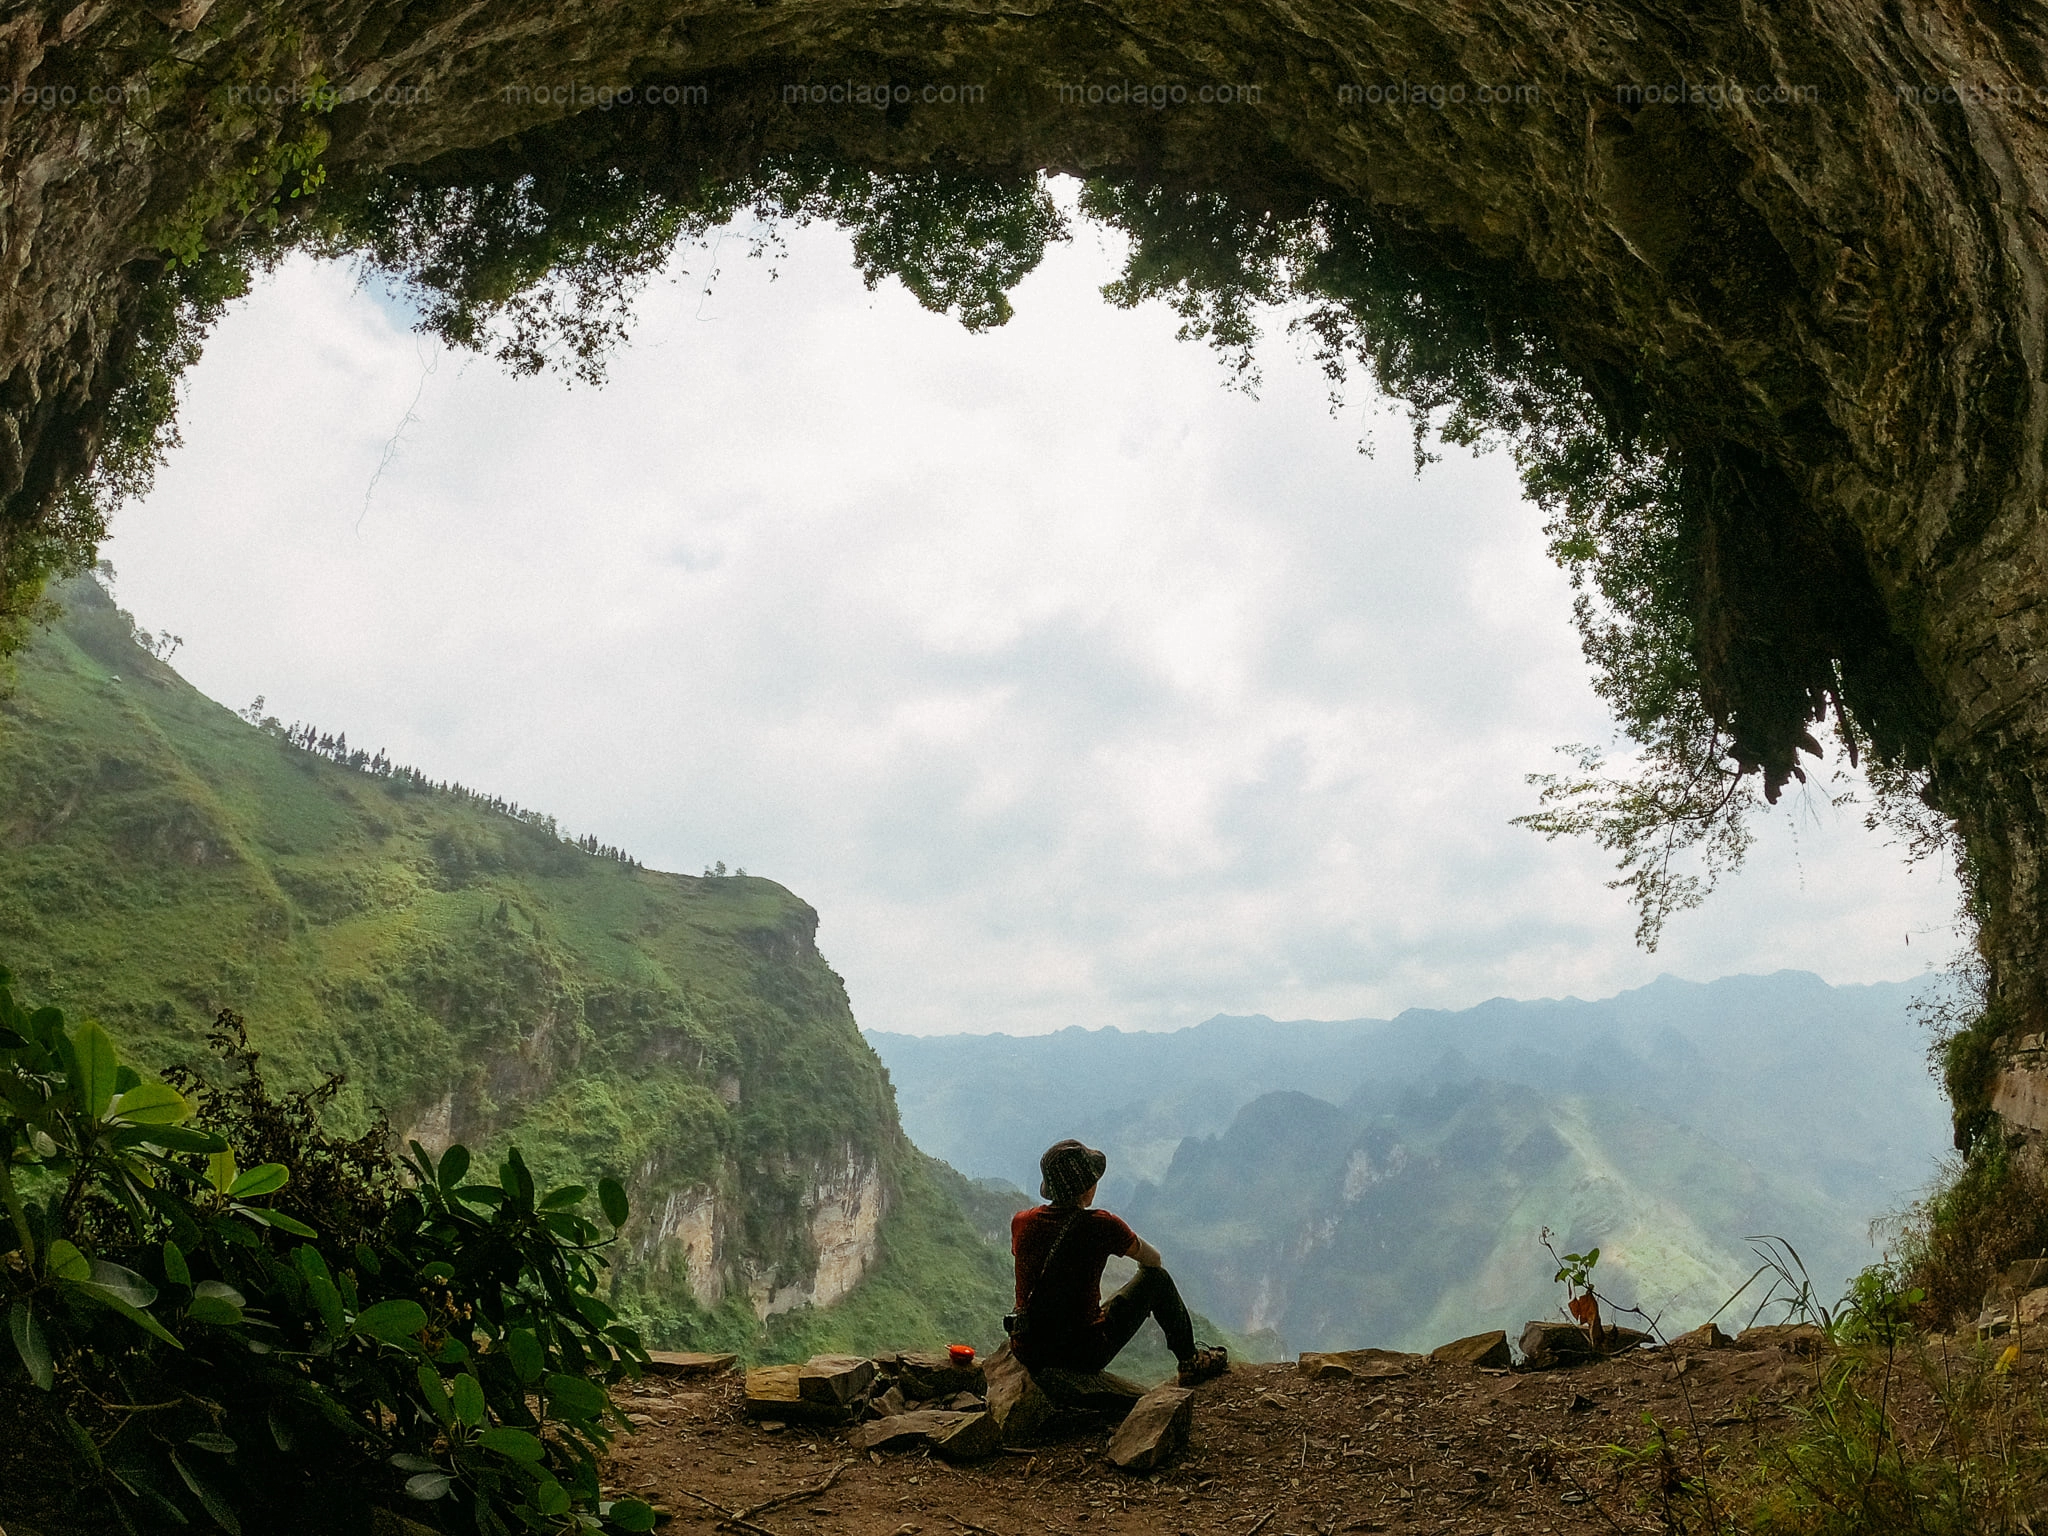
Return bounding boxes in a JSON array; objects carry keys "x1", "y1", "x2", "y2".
[{"x1": 0, "y1": 577, "x2": 1008, "y2": 1359}]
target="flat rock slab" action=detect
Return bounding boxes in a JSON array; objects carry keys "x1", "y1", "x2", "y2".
[
  {"x1": 1734, "y1": 1324, "x2": 1826, "y2": 1356},
  {"x1": 1106, "y1": 1385, "x2": 1194, "y2": 1472},
  {"x1": 1518, "y1": 1322, "x2": 1651, "y2": 1369},
  {"x1": 800, "y1": 1354, "x2": 877, "y2": 1407},
  {"x1": 644, "y1": 1350, "x2": 737, "y2": 1378},
  {"x1": 1298, "y1": 1348, "x2": 1422, "y2": 1381},
  {"x1": 1035, "y1": 1366, "x2": 1149, "y2": 1415},
  {"x1": 850, "y1": 1409, "x2": 1001, "y2": 1462},
  {"x1": 1428, "y1": 1331, "x2": 1511, "y2": 1370},
  {"x1": 1668, "y1": 1323, "x2": 1732, "y2": 1352},
  {"x1": 745, "y1": 1362, "x2": 868, "y2": 1424}
]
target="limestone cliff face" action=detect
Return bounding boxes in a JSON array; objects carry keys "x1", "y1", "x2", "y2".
[
  {"x1": 625, "y1": 1148, "x2": 885, "y2": 1319},
  {"x1": 9, "y1": 3, "x2": 2048, "y2": 1119}
]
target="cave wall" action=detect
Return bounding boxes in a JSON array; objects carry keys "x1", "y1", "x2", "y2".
[{"x1": 7, "y1": 1, "x2": 2048, "y2": 1119}]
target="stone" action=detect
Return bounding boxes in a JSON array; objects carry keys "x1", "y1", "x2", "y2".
[
  {"x1": 799, "y1": 1354, "x2": 877, "y2": 1408},
  {"x1": 882, "y1": 1349, "x2": 986, "y2": 1399},
  {"x1": 1106, "y1": 1384, "x2": 1195, "y2": 1472},
  {"x1": 1668, "y1": 1323, "x2": 1733, "y2": 1351},
  {"x1": 850, "y1": 1409, "x2": 1002, "y2": 1461},
  {"x1": 1036, "y1": 1366, "x2": 1149, "y2": 1415},
  {"x1": 745, "y1": 1364, "x2": 805, "y2": 1418},
  {"x1": 1733, "y1": 1324, "x2": 1827, "y2": 1357},
  {"x1": 1428, "y1": 1331, "x2": 1512, "y2": 1370},
  {"x1": 644, "y1": 1350, "x2": 738, "y2": 1378},
  {"x1": 2001, "y1": 1258, "x2": 2048, "y2": 1295},
  {"x1": 1298, "y1": 1348, "x2": 1422, "y2": 1381},
  {"x1": 1517, "y1": 1322, "x2": 1651, "y2": 1369},
  {"x1": 2021, "y1": 1286, "x2": 2048, "y2": 1327},
  {"x1": 869, "y1": 1384, "x2": 909, "y2": 1419},
  {"x1": 930, "y1": 1408, "x2": 1003, "y2": 1461},
  {"x1": 983, "y1": 1343, "x2": 1057, "y2": 1446}
]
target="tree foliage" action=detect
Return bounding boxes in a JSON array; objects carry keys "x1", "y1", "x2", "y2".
[{"x1": 0, "y1": 970, "x2": 654, "y2": 1536}]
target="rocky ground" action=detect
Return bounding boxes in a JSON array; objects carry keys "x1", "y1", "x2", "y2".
[{"x1": 601, "y1": 1337, "x2": 1837, "y2": 1535}]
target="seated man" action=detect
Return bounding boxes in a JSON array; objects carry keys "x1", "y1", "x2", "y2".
[{"x1": 1010, "y1": 1138, "x2": 1228, "y2": 1387}]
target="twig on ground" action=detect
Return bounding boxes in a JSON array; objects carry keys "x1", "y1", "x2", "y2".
[
  {"x1": 1246, "y1": 1510, "x2": 1277, "y2": 1536},
  {"x1": 947, "y1": 1516, "x2": 1005, "y2": 1536},
  {"x1": 740, "y1": 1460, "x2": 852, "y2": 1519},
  {"x1": 673, "y1": 1486, "x2": 787, "y2": 1536}
]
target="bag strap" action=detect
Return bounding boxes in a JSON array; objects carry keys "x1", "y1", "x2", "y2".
[{"x1": 1020, "y1": 1207, "x2": 1088, "y2": 1316}]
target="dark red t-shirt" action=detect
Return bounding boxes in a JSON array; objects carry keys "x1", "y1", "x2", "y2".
[{"x1": 1011, "y1": 1205, "x2": 1136, "y2": 1337}]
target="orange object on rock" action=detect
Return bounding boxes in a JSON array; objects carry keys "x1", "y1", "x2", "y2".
[{"x1": 949, "y1": 1344, "x2": 976, "y2": 1365}]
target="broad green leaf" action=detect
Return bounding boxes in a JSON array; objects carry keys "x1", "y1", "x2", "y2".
[
  {"x1": 420, "y1": 1261, "x2": 455, "y2": 1283},
  {"x1": 599, "y1": 1178, "x2": 629, "y2": 1229},
  {"x1": 416, "y1": 1363, "x2": 451, "y2": 1422},
  {"x1": 477, "y1": 1426, "x2": 543, "y2": 1462},
  {"x1": 187, "y1": 1431, "x2": 237, "y2": 1455},
  {"x1": 84, "y1": 1259, "x2": 157, "y2": 1309},
  {"x1": 505, "y1": 1328, "x2": 544, "y2": 1385},
  {"x1": 206, "y1": 1149, "x2": 238, "y2": 1197},
  {"x1": 606, "y1": 1498, "x2": 657, "y2": 1532},
  {"x1": 435, "y1": 1336, "x2": 469, "y2": 1365},
  {"x1": 438, "y1": 1144, "x2": 471, "y2": 1189},
  {"x1": 172, "y1": 1450, "x2": 242, "y2": 1535},
  {"x1": 542, "y1": 1372, "x2": 608, "y2": 1421},
  {"x1": 540, "y1": 1185, "x2": 588, "y2": 1210},
  {"x1": 65, "y1": 1021, "x2": 120, "y2": 1120},
  {"x1": 308, "y1": 1274, "x2": 345, "y2": 1337},
  {"x1": 452, "y1": 1184, "x2": 504, "y2": 1206},
  {"x1": 237, "y1": 1206, "x2": 316, "y2": 1238},
  {"x1": 390, "y1": 1454, "x2": 441, "y2": 1474},
  {"x1": 111, "y1": 1081, "x2": 191, "y2": 1127},
  {"x1": 533, "y1": 1479, "x2": 571, "y2": 1516},
  {"x1": 187, "y1": 1281, "x2": 246, "y2": 1327},
  {"x1": 113, "y1": 1064, "x2": 141, "y2": 1094},
  {"x1": 9, "y1": 1301, "x2": 53, "y2": 1391},
  {"x1": 227, "y1": 1163, "x2": 288, "y2": 1199},
  {"x1": 293, "y1": 1244, "x2": 334, "y2": 1287},
  {"x1": 404, "y1": 1472, "x2": 453, "y2": 1502},
  {"x1": 353, "y1": 1299, "x2": 428, "y2": 1345},
  {"x1": 500, "y1": 1149, "x2": 534, "y2": 1207},
  {"x1": 0, "y1": 1027, "x2": 28, "y2": 1050},
  {"x1": 451, "y1": 1372, "x2": 486, "y2": 1428},
  {"x1": 354, "y1": 1242, "x2": 382, "y2": 1276},
  {"x1": 131, "y1": 1124, "x2": 228, "y2": 1154},
  {"x1": 68, "y1": 1279, "x2": 181, "y2": 1348},
  {"x1": 163, "y1": 1241, "x2": 191, "y2": 1287},
  {"x1": 45, "y1": 1239, "x2": 91, "y2": 1282}
]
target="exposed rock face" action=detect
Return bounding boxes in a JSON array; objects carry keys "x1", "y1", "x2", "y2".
[
  {"x1": 11, "y1": 4, "x2": 2048, "y2": 1110},
  {"x1": 623, "y1": 1148, "x2": 884, "y2": 1317}
]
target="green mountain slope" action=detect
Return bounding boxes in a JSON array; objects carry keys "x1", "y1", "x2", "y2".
[
  {"x1": 0, "y1": 575, "x2": 1009, "y2": 1359},
  {"x1": 1127, "y1": 1080, "x2": 1861, "y2": 1354}
]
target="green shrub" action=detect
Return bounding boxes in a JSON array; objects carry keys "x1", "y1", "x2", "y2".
[{"x1": 0, "y1": 967, "x2": 655, "y2": 1536}]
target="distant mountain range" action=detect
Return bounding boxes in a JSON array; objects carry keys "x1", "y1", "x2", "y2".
[{"x1": 869, "y1": 972, "x2": 1953, "y2": 1353}]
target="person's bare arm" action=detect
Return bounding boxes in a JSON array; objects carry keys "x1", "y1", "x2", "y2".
[{"x1": 1127, "y1": 1234, "x2": 1162, "y2": 1269}]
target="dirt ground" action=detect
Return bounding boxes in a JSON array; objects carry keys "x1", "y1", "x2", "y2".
[{"x1": 601, "y1": 1343, "x2": 1831, "y2": 1535}]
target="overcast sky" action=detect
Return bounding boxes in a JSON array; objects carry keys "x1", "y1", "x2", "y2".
[{"x1": 102, "y1": 186, "x2": 1959, "y2": 1035}]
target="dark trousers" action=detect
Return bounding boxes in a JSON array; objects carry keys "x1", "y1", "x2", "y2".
[{"x1": 1031, "y1": 1265, "x2": 1196, "y2": 1373}]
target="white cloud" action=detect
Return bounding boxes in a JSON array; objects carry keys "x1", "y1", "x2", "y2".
[{"x1": 103, "y1": 191, "x2": 1959, "y2": 1035}]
